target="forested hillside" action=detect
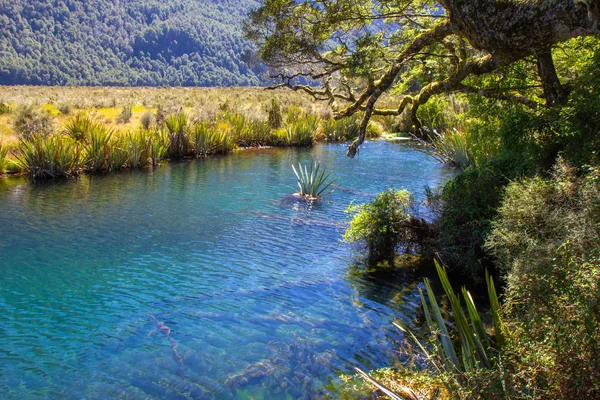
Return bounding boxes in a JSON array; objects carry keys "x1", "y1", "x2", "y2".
[{"x1": 0, "y1": 0, "x2": 267, "y2": 86}]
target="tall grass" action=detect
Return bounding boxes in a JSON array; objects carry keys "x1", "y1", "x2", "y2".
[
  {"x1": 0, "y1": 142, "x2": 7, "y2": 172},
  {"x1": 63, "y1": 114, "x2": 101, "y2": 142},
  {"x1": 125, "y1": 130, "x2": 152, "y2": 168},
  {"x1": 16, "y1": 134, "x2": 83, "y2": 179},
  {"x1": 223, "y1": 112, "x2": 274, "y2": 147},
  {"x1": 387, "y1": 262, "x2": 504, "y2": 395},
  {"x1": 84, "y1": 124, "x2": 114, "y2": 172},
  {"x1": 416, "y1": 129, "x2": 471, "y2": 169},
  {"x1": 280, "y1": 116, "x2": 318, "y2": 146},
  {"x1": 165, "y1": 113, "x2": 191, "y2": 159},
  {"x1": 292, "y1": 161, "x2": 336, "y2": 199},
  {"x1": 320, "y1": 115, "x2": 361, "y2": 142}
]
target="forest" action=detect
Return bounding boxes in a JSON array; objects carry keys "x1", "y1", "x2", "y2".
[{"x1": 0, "y1": 0, "x2": 266, "y2": 86}]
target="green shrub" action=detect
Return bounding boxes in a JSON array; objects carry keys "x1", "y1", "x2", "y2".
[
  {"x1": 279, "y1": 116, "x2": 317, "y2": 146},
  {"x1": 0, "y1": 142, "x2": 7, "y2": 173},
  {"x1": 0, "y1": 101, "x2": 11, "y2": 114},
  {"x1": 84, "y1": 124, "x2": 114, "y2": 172},
  {"x1": 344, "y1": 189, "x2": 426, "y2": 263},
  {"x1": 484, "y1": 164, "x2": 600, "y2": 398},
  {"x1": 117, "y1": 105, "x2": 132, "y2": 124},
  {"x1": 434, "y1": 156, "x2": 528, "y2": 279},
  {"x1": 140, "y1": 111, "x2": 155, "y2": 130},
  {"x1": 320, "y1": 115, "x2": 361, "y2": 142},
  {"x1": 62, "y1": 114, "x2": 101, "y2": 142},
  {"x1": 58, "y1": 103, "x2": 72, "y2": 115},
  {"x1": 267, "y1": 98, "x2": 282, "y2": 129},
  {"x1": 124, "y1": 130, "x2": 151, "y2": 168},
  {"x1": 13, "y1": 105, "x2": 53, "y2": 139}
]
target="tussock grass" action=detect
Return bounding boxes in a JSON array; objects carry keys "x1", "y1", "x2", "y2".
[{"x1": 16, "y1": 134, "x2": 83, "y2": 179}]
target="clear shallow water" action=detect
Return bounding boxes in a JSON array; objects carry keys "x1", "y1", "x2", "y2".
[{"x1": 0, "y1": 141, "x2": 453, "y2": 399}]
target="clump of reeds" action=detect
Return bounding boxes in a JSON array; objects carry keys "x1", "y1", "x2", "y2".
[
  {"x1": 165, "y1": 112, "x2": 191, "y2": 159},
  {"x1": 16, "y1": 134, "x2": 83, "y2": 179},
  {"x1": 280, "y1": 116, "x2": 318, "y2": 146},
  {"x1": 117, "y1": 105, "x2": 132, "y2": 124},
  {"x1": 0, "y1": 142, "x2": 7, "y2": 173},
  {"x1": 319, "y1": 114, "x2": 361, "y2": 142},
  {"x1": 84, "y1": 123, "x2": 115, "y2": 172}
]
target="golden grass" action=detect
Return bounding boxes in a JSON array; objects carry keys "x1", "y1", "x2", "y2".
[{"x1": 0, "y1": 86, "x2": 331, "y2": 142}]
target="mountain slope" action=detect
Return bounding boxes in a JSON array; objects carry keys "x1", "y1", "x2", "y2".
[{"x1": 0, "y1": 0, "x2": 267, "y2": 86}]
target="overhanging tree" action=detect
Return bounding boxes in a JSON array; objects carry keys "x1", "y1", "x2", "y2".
[{"x1": 245, "y1": 0, "x2": 599, "y2": 157}]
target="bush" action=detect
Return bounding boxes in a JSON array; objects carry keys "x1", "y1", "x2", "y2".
[
  {"x1": 13, "y1": 105, "x2": 53, "y2": 139},
  {"x1": 434, "y1": 156, "x2": 529, "y2": 279},
  {"x1": 344, "y1": 189, "x2": 429, "y2": 263},
  {"x1": 58, "y1": 103, "x2": 72, "y2": 115},
  {"x1": 117, "y1": 105, "x2": 132, "y2": 124},
  {"x1": 0, "y1": 101, "x2": 11, "y2": 114},
  {"x1": 267, "y1": 98, "x2": 282, "y2": 129},
  {"x1": 140, "y1": 111, "x2": 155, "y2": 130},
  {"x1": 485, "y1": 164, "x2": 600, "y2": 398}
]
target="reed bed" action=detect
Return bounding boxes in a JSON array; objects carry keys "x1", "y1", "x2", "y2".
[{"x1": 0, "y1": 90, "x2": 387, "y2": 180}]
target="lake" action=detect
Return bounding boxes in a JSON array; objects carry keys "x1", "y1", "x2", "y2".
[{"x1": 0, "y1": 141, "x2": 453, "y2": 399}]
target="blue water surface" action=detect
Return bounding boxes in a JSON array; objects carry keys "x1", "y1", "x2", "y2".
[{"x1": 0, "y1": 141, "x2": 453, "y2": 399}]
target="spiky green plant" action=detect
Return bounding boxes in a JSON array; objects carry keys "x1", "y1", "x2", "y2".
[
  {"x1": 150, "y1": 129, "x2": 169, "y2": 165},
  {"x1": 422, "y1": 129, "x2": 471, "y2": 169},
  {"x1": 292, "y1": 161, "x2": 336, "y2": 199},
  {"x1": 125, "y1": 130, "x2": 151, "y2": 168},
  {"x1": 0, "y1": 101, "x2": 11, "y2": 114},
  {"x1": 16, "y1": 134, "x2": 83, "y2": 179},
  {"x1": 84, "y1": 125, "x2": 114, "y2": 172},
  {"x1": 191, "y1": 121, "x2": 216, "y2": 157},
  {"x1": 212, "y1": 130, "x2": 236, "y2": 155},
  {"x1": 106, "y1": 139, "x2": 129, "y2": 171},
  {"x1": 62, "y1": 114, "x2": 100, "y2": 142},
  {"x1": 394, "y1": 261, "x2": 504, "y2": 392},
  {"x1": 0, "y1": 142, "x2": 7, "y2": 173},
  {"x1": 281, "y1": 116, "x2": 318, "y2": 146},
  {"x1": 319, "y1": 114, "x2": 361, "y2": 142},
  {"x1": 165, "y1": 112, "x2": 191, "y2": 159}
]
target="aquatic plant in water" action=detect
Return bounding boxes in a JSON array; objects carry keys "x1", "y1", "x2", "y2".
[{"x1": 292, "y1": 161, "x2": 336, "y2": 199}]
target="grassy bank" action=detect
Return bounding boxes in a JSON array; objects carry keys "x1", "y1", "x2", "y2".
[{"x1": 0, "y1": 87, "x2": 385, "y2": 180}]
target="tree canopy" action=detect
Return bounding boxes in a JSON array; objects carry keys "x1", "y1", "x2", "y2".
[{"x1": 245, "y1": 0, "x2": 600, "y2": 156}]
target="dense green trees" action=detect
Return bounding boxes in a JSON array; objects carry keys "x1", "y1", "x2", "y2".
[
  {"x1": 0, "y1": 0, "x2": 267, "y2": 86},
  {"x1": 246, "y1": 0, "x2": 600, "y2": 156}
]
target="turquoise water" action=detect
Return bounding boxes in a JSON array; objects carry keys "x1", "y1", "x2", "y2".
[{"x1": 0, "y1": 141, "x2": 453, "y2": 399}]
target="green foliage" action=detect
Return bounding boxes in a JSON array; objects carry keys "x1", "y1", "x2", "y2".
[
  {"x1": 0, "y1": 142, "x2": 7, "y2": 173},
  {"x1": 292, "y1": 161, "x2": 336, "y2": 199},
  {"x1": 435, "y1": 156, "x2": 529, "y2": 279},
  {"x1": 423, "y1": 129, "x2": 472, "y2": 169},
  {"x1": 279, "y1": 116, "x2": 317, "y2": 146},
  {"x1": 485, "y1": 165, "x2": 600, "y2": 398},
  {"x1": 13, "y1": 105, "x2": 53, "y2": 139},
  {"x1": 0, "y1": 0, "x2": 266, "y2": 86},
  {"x1": 267, "y1": 98, "x2": 283, "y2": 129},
  {"x1": 62, "y1": 114, "x2": 101, "y2": 142},
  {"x1": 396, "y1": 262, "x2": 504, "y2": 393},
  {"x1": 320, "y1": 115, "x2": 361, "y2": 142},
  {"x1": 117, "y1": 105, "x2": 132, "y2": 124},
  {"x1": 165, "y1": 112, "x2": 191, "y2": 159},
  {"x1": 124, "y1": 130, "x2": 151, "y2": 168},
  {"x1": 140, "y1": 111, "x2": 155, "y2": 130},
  {"x1": 16, "y1": 134, "x2": 83, "y2": 179},
  {"x1": 0, "y1": 101, "x2": 10, "y2": 114},
  {"x1": 191, "y1": 121, "x2": 235, "y2": 157},
  {"x1": 84, "y1": 124, "x2": 115, "y2": 172},
  {"x1": 344, "y1": 189, "x2": 426, "y2": 263}
]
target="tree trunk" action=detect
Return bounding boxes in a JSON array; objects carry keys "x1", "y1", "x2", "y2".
[{"x1": 536, "y1": 49, "x2": 569, "y2": 106}]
